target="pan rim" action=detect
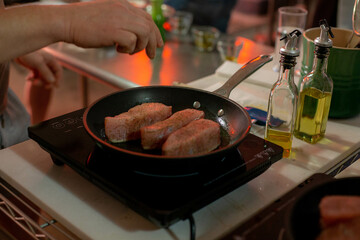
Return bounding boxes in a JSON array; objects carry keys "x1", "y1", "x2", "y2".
[{"x1": 83, "y1": 85, "x2": 252, "y2": 160}]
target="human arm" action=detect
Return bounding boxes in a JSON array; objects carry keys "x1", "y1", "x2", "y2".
[{"x1": 0, "y1": 0, "x2": 163, "y2": 62}]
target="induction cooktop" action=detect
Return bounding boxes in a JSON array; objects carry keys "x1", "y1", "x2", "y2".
[{"x1": 28, "y1": 108, "x2": 283, "y2": 229}]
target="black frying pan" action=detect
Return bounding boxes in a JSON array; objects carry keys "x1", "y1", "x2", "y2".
[
  {"x1": 286, "y1": 176, "x2": 360, "y2": 240},
  {"x1": 83, "y1": 55, "x2": 272, "y2": 175}
]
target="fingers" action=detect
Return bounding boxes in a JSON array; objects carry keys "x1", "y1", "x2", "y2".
[
  {"x1": 34, "y1": 51, "x2": 63, "y2": 89},
  {"x1": 45, "y1": 54, "x2": 63, "y2": 87},
  {"x1": 138, "y1": 9, "x2": 164, "y2": 50},
  {"x1": 140, "y1": 14, "x2": 164, "y2": 58},
  {"x1": 115, "y1": 30, "x2": 137, "y2": 54},
  {"x1": 115, "y1": 2, "x2": 163, "y2": 59},
  {"x1": 115, "y1": 28, "x2": 159, "y2": 59},
  {"x1": 149, "y1": 17, "x2": 164, "y2": 48},
  {"x1": 145, "y1": 27, "x2": 158, "y2": 59},
  {"x1": 116, "y1": 22, "x2": 163, "y2": 59},
  {"x1": 34, "y1": 65, "x2": 55, "y2": 89},
  {"x1": 65, "y1": 0, "x2": 164, "y2": 59}
]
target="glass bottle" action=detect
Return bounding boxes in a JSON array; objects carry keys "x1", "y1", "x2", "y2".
[
  {"x1": 150, "y1": 0, "x2": 166, "y2": 42},
  {"x1": 294, "y1": 20, "x2": 334, "y2": 144},
  {"x1": 265, "y1": 30, "x2": 301, "y2": 158}
]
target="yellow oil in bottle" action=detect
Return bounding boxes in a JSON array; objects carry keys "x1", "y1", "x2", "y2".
[
  {"x1": 265, "y1": 129, "x2": 292, "y2": 158},
  {"x1": 294, "y1": 87, "x2": 332, "y2": 143}
]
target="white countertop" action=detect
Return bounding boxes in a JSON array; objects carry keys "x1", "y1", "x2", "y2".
[{"x1": 1, "y1": 61, "x2": 359, "y2": 240}]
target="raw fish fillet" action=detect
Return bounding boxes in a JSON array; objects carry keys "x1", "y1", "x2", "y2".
[
  {"x1": 141, "y1": 109, "x2": 204, "y2": 149},
  {"x1": 316, "y1": 216, "x2": 360, "y2": 240},
  {"x1": 162, "y1": 119, "x2": 220, "y2": 156},
  {"x1": 319, "y1": 195, "x2": 360, "y2": 228},
  {"x1": 105, "y1": 103, "x2": 172, "y2": 143}
]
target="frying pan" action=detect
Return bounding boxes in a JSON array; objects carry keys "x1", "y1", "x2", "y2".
[
  {"x1": 83, "y1": 55, "x2": 273, "y2": 175},
  {"x1": 286, "y1": 176, "x2": 360, "y2": 240}
]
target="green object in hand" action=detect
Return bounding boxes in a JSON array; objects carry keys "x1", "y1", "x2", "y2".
[{"x1": 150, "y1": 0, "x2": 166, "y2": 42}]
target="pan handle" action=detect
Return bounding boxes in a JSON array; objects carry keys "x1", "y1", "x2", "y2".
[{"x1": 213, "y1": 55, "x2": 273, "y2": 98}]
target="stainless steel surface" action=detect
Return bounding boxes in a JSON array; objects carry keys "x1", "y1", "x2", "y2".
[
  {"x1": 213, "y1": 54, "x2": 273, "y2": 97},
  {"x1": 43, "y1": 46, "x2": 139, "y2": 89},
  {"x1": 45, "y1": 34, "x2": 274, "y2": 89}
]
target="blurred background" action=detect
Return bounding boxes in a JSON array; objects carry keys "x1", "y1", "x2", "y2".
[{"x1": 7, "y1": 0, "x2": 352, "y2": 47}]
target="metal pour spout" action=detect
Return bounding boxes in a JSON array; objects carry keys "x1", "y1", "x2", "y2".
[
  {"x1": 279, "y1": 29, "x2": 301, "y2": 57},
  {"x1": 315, "y1": 19, "x2": 334, "y2": 48}
]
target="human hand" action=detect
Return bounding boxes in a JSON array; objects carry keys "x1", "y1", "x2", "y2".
[
  {"x1": 15, "y1": 49, "x2": 63, "y2": 89},
  {"x1": 61, "y1": 0, "x2": 164, "y2": 59}
]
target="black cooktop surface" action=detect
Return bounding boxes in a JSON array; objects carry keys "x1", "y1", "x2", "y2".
[{"x1": 28, "y1": 109, "x2": 283, "y2": 227}]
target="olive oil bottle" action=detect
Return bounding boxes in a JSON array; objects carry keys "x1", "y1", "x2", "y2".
[
  {"x1": 265, "y1": 30, "x2": 301, "y2": 158},
  {"x1": 294, "y1": 20, "x2": 334, "y2": 144}
]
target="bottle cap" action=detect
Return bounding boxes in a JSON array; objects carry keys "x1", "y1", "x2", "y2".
[
  {"x1": 279, "y1": 29, "x2": 301, "y2": 57},
  {"x1": 314, "y1": 19, "x2": 334, "y2": 48}
]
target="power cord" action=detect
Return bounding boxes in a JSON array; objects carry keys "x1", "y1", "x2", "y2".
[{"x1": 189, "y1": 215, "x2": 196, "y2": 240}]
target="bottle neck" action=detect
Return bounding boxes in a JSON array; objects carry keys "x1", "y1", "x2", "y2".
[
  {"x1": 279, "y1": 55, "x2": 297, "y2": 85},
  {"x1": 312, "y1": 46, "x2": 330, "y2": 72},
  {"x1": 312, "y1": 53, "x2": 329, "y2": 73},
  {"x1": 150, "y1": 0, "x2": 164, "y2": 16}
]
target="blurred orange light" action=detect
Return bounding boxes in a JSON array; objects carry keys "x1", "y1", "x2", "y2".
[{"x1": 237, "y1": 38, "x2": 256, "y2": 64}]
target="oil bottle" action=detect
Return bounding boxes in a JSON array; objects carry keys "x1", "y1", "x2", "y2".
[
  {"x1": 150, "y1": 0, "x2": 166, "y2": 42},
  {"x1": 294, "y1": 20, "x2": 334, "y2": 144},
  {"x1": 265, "y1": 30, "x2": 301, "y2": 158}
]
